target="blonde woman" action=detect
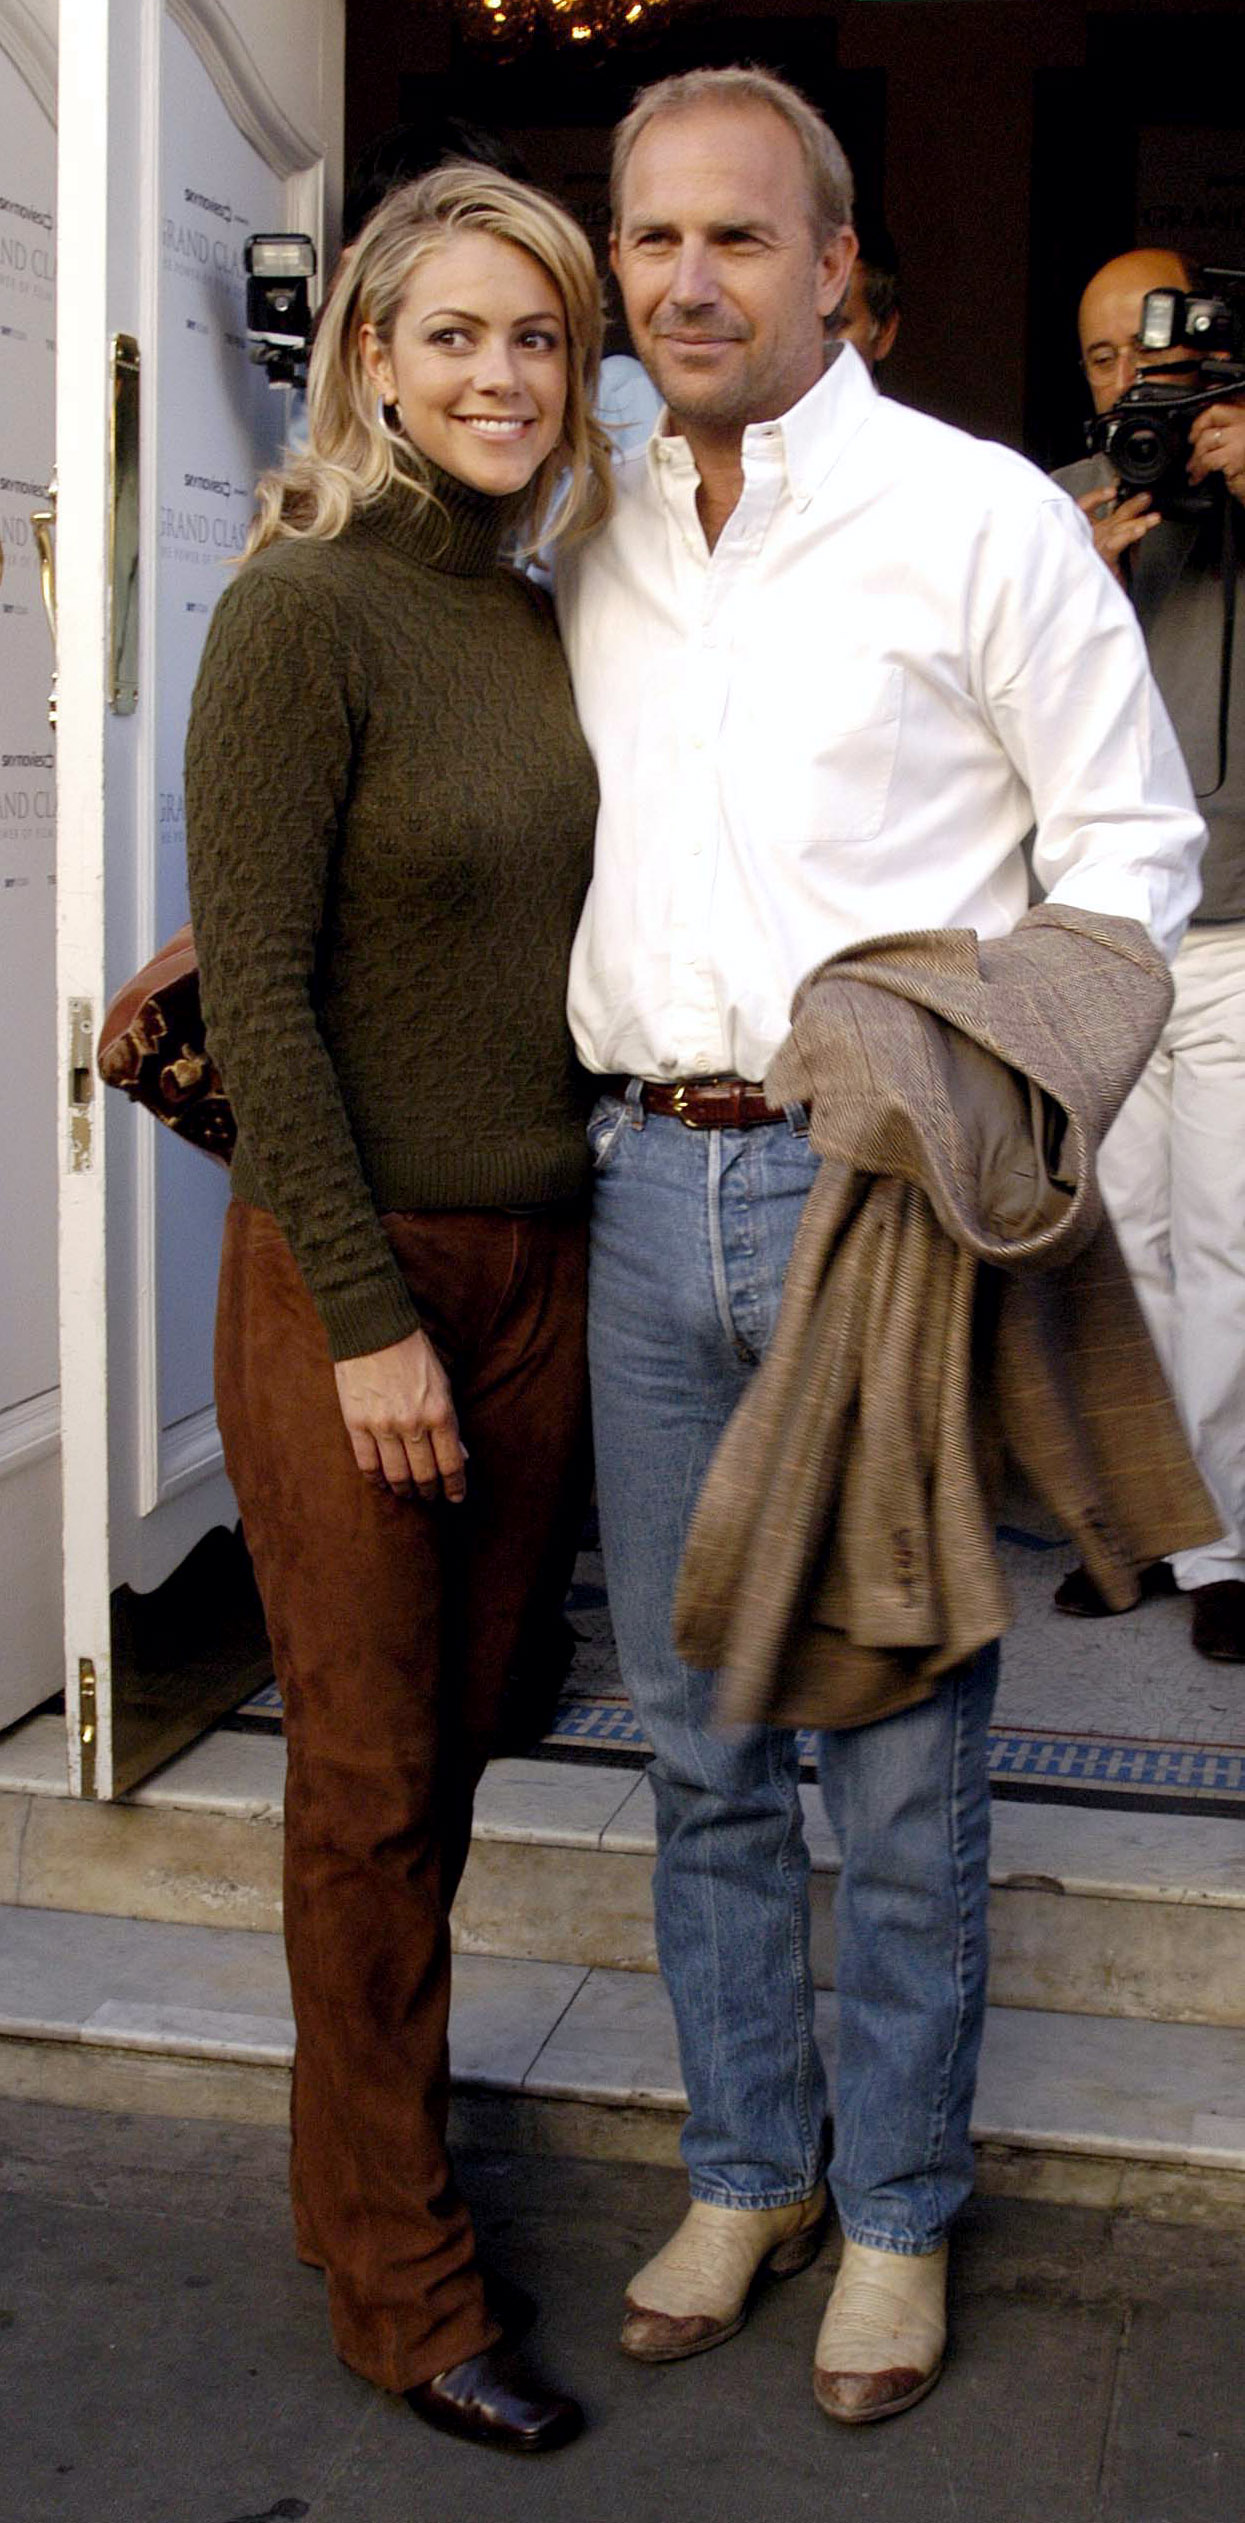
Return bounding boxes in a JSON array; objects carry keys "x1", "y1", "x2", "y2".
[{"x1": 185, "y1": 168, "x2": 612, "y2": 2455}]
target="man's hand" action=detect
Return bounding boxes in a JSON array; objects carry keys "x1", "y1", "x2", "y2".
[
  {"x1": 1074, "y1": 483, "x2": 1160, "y2": 582},
  {"x1": 1188, "y1": 401, "x2": 1245, "y2": 506},
  {"x1": 334, "y1": 1327, "x2": 467, "y2": 1503}
]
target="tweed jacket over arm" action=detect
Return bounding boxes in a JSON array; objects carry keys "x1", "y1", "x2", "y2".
[{"x1": 673, "y1": 905, "x2": 1219, "y2": 1731}]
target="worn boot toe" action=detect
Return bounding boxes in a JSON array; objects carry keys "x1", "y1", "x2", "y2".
[
  {"x1": 813, "y1": 2239, "x2": 947, "y2": 2427},
  {"x1": 814, "y1": 2362, "x2": 940, "y2": 2424},
  {"x1": 622, "y1": 2187, "x2": 826, "y2": 2365},
  {"x1": 619, "y1": 2305, "x2": 743, "y2": 2362}
]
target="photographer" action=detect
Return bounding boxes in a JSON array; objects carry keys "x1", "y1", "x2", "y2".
[{"x1": 1053, "y1": 248, "x2": 1245, "y2": 1662}]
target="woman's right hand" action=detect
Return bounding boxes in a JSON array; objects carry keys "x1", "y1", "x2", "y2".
[{"x1": 334, "y1": 1328, "x2": 467, "y2": 1503}]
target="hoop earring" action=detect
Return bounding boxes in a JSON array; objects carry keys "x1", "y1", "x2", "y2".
[{"x1": 377, "y1": 396, "x2": 404, "y2": 438}]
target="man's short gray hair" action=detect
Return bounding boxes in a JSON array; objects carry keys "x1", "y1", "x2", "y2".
[{"x1": 611, "y1": 65, "x2": 855, "y2": 245}]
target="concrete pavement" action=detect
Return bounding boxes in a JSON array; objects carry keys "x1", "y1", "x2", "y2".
[{"x1": 4, "y1": 2098, "x2": 1245, "y2": 2523}]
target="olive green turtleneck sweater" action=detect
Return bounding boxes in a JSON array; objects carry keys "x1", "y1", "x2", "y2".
[{"x1": 185, "y1": 463, "x2": 598, "y2": 1360}]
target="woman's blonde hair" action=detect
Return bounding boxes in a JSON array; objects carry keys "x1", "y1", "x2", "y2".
[{"x1": 245, "y1": 163, "x2": 613, "y2": 560}]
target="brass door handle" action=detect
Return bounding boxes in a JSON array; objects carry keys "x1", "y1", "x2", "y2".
[
  {"x1": 31, "y1": 468, "x2": 58, "y2": 730},
  {"x1": 110, "y1": 336, "x2": 140, "y2": 714}
]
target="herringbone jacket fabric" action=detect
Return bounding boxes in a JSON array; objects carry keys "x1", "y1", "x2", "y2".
[{"x1": 673, "y1": 907, "x2": 1219, "y2": 1732}]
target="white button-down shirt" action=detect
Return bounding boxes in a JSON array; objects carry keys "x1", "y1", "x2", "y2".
[{"x1": 556, "y1": 346, "x2": 1205, "y2": 1084}]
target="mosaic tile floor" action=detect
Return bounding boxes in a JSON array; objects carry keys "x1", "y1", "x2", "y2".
[{"x1": 233, "y1": 1527, "x2": 1245, "y2": 1814}]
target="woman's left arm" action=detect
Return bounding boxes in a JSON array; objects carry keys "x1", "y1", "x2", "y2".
[{"x1": 186, "y1": 562, "x2": 423, "y2": 1365}]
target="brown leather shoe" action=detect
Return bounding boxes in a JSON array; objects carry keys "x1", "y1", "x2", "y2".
[
  {"x1": 406, "y1": 2350, "x2": 583, "y2": 2454},
  {"x1": 1191, "y1": 1580, "x2": 1245, "y2": 1664},
  {"x1": 1054, "y1": 1559, "x2": 1176, "y2": 1617}
]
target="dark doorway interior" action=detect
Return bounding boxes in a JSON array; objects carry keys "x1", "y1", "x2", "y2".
[
  {"x1": 1028, "y1": 13, "x2": 1245, "y2": 471},
  {"x1": 346, "y1": 3, "x2": 1244, "y2": 470},
  {"x1": 394, "y1": 19, "x2": 885, "y2": 364}
]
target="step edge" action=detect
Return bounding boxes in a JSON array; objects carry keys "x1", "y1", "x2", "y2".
[
  {"x1": 0, "y1": 2013, "x2": 83, "y2": 2046},
  {"x1": 13, "y1": 1802, "x2": 1245, "y2": 1910},
  {"x1": 3, "y1": 2018, "x2": 1244, "y2": 2174},
  {"x1": 11, "y1": 1769, "x2": 1245, "y2": 1909},
  {"x1": 969, "y1": 2115, "x2": 1245, "y2": 2172},
  {"x1": 470, "y1": 1831, "x2": 1245, "y2": 1911}
]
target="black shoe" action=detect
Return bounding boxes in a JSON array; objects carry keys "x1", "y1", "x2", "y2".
[
  {"x1": 1191, "y1": 1580, "x2": 1245, "y2": 1664},
  {"x1": 406, "y1": 2349, "x2": 583, "y2": 2454},
  {"x1": 481, "y1": 2266, "x2": 538, "y2": 2349},
  {"x1": 1054, "y1": 1559, "x2": 1177, "y2": 1617}
]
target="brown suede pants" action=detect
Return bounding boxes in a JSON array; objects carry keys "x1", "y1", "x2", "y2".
[{"x1": 215, "y1": 1196, "x2": 589, "y2": 2393}]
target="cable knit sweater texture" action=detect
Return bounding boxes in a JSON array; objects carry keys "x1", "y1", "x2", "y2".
[{"x1": 185, "y1": 462, "x2": 598, "y2": 1361}]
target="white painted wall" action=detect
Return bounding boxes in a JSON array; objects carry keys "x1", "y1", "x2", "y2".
[{"x1": 0, "y1": 0, "x2": 62, "y2": 1732}]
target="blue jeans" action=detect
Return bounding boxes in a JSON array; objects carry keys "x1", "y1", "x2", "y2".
[{"x1": 587, "y1": 1091, "x2": 999, "y2": 2254}]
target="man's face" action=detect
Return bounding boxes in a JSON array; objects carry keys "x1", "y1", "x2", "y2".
[
  {"x1": 1078, "y1": 252, "x2": 1194, "y2": 416},
  {"x1": 611, "y1": 102, "x2": 856, "y2": 438}
]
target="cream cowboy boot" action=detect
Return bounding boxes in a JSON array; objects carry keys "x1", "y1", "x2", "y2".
[
  {"x1": 621, "y1": 2186, "x2": 828, "y2": 2363},
  {"x1": 813, "y1": 2237, "x2": 948, "y2": 2423}
]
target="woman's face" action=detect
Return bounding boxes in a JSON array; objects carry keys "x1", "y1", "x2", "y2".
[{"x1": 361, "y1": 230, "x2": 569, "y2": 497}]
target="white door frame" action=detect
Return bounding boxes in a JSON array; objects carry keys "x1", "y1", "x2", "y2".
[{"x1": 56, "y1": 0, "x2": 342, "y2": 1796}]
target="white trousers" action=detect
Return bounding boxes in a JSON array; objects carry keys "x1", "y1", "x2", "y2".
[{"x1": 1098, "y1": 919, "x2": 1245, "y2": 1589}]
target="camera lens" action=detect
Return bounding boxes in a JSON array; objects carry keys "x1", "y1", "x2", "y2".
[{"x1": 1110, "y1": 417, "x2": 1171, "y2": 486}]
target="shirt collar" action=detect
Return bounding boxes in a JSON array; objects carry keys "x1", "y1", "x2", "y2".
[{"x1": 646, "y1": 341, "x2": 876, "y2": 514}]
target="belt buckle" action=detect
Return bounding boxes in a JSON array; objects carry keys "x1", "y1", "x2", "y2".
[{"x1": 670, "y1": 1081, "x2": 702, "y2": 1128}]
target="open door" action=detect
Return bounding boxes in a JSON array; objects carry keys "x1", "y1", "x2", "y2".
[
  {"x1": 55, "y1": 0, "x2": 343, "y2": 1796},
  {"x1": 0, "y1": 0, "x2": 60, "y2": 1736}
]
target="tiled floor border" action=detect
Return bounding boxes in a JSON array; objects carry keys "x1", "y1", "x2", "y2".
[{"x1": 227, "y1": 1682, "x2": 1245, "y2": 1811}]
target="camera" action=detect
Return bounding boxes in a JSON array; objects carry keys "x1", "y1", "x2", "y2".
[
  {"x1": 1088, "y1": 268, "x2": 1245, "y2": 519},
  {"x1": 244, "y1": 234, "x2": 317, "y2": 390}
]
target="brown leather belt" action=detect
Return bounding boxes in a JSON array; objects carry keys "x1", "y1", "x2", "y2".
[{"x1": 628, "y1": 1076, "x2": 785, "y2": 1130}]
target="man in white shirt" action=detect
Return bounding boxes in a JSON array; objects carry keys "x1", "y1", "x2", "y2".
[{"x1": 557, "y1": 67, "x2": 1204, "y2": 2427}]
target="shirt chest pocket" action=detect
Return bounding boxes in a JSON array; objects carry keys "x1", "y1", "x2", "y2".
[{"x1": 741, "y1": 658, "x2": 905, "y2": 847}]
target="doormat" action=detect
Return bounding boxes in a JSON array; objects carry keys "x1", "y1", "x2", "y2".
[
  {"x1": 226, "y1": 1535, "x2": 1245, "y2": 1815},
  {"x1": 227, "y1": 1673, "x2": 1245, "y2": 1813}
]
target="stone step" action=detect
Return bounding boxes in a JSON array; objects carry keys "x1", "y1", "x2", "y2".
[
  {"x1": 4, "y1": 1716, "x2": 1245, "y2": 2026},
  {"x1": 3, "y1": 1901, "x2": 1245, "y2": 2227},
  {"x1": 460, "y1": 1760, "x2": 1245, "y2": 2031}
]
